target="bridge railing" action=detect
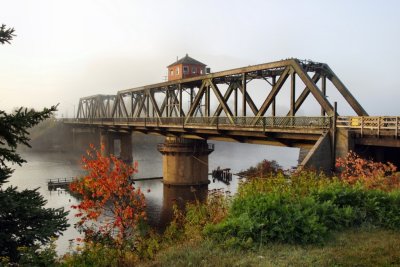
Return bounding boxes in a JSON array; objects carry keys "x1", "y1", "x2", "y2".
[
  {"x1": 337, "y1": 116, "x2": 400, "y2": 137},
  {"x1": 64, "y1": 116, "x2": 332, "y2": 129}
]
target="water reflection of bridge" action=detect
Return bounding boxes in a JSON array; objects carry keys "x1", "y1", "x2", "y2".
[{"x1": 64, "y1": 58, "x2": 400, "y2": 185}]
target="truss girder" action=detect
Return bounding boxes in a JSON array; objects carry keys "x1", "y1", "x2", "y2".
[
  {"x1": 76, "y1": 94, "x2": 116, "y2": 119},
  {"x1": 75, "y1": 59, "x2": 367, "y2": 127}
]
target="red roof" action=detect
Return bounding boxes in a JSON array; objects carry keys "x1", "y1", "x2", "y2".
[{"x1": 167, "y1": 54, "x2": 206, "y2": 67}]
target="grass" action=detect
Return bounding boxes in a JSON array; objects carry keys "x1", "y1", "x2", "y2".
[{"x1": 140, "y1": 228, "x2": 400, "y2": 267}]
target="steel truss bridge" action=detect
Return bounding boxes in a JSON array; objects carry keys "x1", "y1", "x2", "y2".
[{"x1": 64, "y1": 58, "x2": 399, "y2": 149}]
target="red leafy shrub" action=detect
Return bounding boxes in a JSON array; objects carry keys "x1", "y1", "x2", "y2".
[
  {"x1": 335, "y1": 151, "x2": 400, "y2": 191},
  {"x1": 70, "y1": 144, "x2": 147, "y2": 246}
]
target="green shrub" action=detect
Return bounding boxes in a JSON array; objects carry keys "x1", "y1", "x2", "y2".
[
  {"x1": 205, "y1": 193, "x2": 350, "y2": 244},
  {"x1": 312, "y1": 184, "x2": 400, "y2": 229},
  {"x1": 17, "y1": 240, "x2": 58, "y2": 267},
  {"x1": 206, "y1": 175, "x2": 400, "y2": 246},
  {"x1": 237, "y1": 171, "x2": 334, "y2": 199}
]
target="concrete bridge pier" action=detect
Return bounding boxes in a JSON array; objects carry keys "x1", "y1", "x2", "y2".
[
  {"x1": 159, "y1": 184, "x2": 208, "y2": 228},
  {"x1": 100, "y1": 130, "x2": 133, "y2": 163},
  {"x1": 72, "y1": 128, "x2": 100, "y2": 153},
  {"x1": 298, "y1": 128, "x2": 355, "y2": 172},
  {"x1": 100, "y1": 130, "x2": 115, "y2": 157},
  {"x1": 158, "y1": 137, "x2": 214, "y2": 186},
  {"x1": 119, "y1": 132, "x2": 133, "y2": 163}
]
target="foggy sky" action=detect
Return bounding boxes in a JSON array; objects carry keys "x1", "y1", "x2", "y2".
[{"x1": 1, "y1": 0, "x2": 399, "y2": 117}]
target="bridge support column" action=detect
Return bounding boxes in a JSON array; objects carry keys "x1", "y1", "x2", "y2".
[
  {"x1": 72, "y1": 128, "x2": 100, "y2": 153},
  {"x1": 120, "y1": 132, "x2": 133, "y2": 163},
  {"x1": 100, "y1": 131, "x2": 114, "y2": 157},
  {"x1": 158, "y1": 137, "x2": 214, "y2": 186},
  {"x1": 298, "y1": 128, "x2": 355, "y2": 173},
  {"x1": 335, "y1": 128, "x2": 355, "y2": 160},
  {"x1": 100, "y1": 131, "x2": 133, "y2": 163}
]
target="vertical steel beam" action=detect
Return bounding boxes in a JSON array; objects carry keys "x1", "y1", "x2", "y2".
[
  {"x1": 290, "y1": 72, "x2": 296, "y2": 116},
  {"x1": 146, "y1": 93, "x2": 150, "y2": 117},
  {"x1": 205, "y1": 84, "x2": 210, "y2": 117},
  {"x1": 321, "y1": 75, "x2": 326, "y2": 116},
  {"x1": 131, "y1": 93, "x2": 134, "y2": 116},
  {"x1": 272, "y1": 76, "x2": 276, "y2": 116},
  {"x1": 242, "y1": 73, "x2": 247, "y2": 116},
  {"x1": 234, "y1": 86, "x2": 238, "y2": 117},
  {"x1": 166, "y1": 90, "x2": 169, "y2": 118},
  {"x1": 179, "y1": 84, "x2": 183, "y2": 117},
  {"x1": 332, "y1": 101, "x2": 337, "y2": 170},
  {"x1": 190, "y1": 87, "x2": 194, "y2": 105}
]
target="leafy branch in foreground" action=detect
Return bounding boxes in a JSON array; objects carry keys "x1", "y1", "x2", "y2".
[
  {"x1": 0, "y1": 105, "x2": 68, "y2": 264},
  {"x1": 0, "y1": 24, "x2": 16, "y2": 44},
  {"x1": 0, "y1": 105, "x2": 58, "y2": 185}
]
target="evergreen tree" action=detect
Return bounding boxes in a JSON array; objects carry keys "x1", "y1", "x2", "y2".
[
  {"x1": 0, "y1": 24, "x2": 15, "y2": 44},
  {"x1": 0, "y1": 25, "x2": 69, "y2": 263}
]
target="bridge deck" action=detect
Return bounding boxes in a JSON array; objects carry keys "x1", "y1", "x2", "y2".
[{"x1": 64, "y1": 116, "x2": 330, "y2": 147}]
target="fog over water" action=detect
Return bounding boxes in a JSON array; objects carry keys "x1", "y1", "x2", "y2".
[{"x1": 9, "y1": 138, "x2": 298, "y2": 254}]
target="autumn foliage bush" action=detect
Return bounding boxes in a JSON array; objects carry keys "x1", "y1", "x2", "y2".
[
  {"x1": 238, "y1": 159, "x2": 283, "y2": 178},
  {"x1": 336, "y1": 151, "x2": 400, "y2": 191},
  {"x1": 69, "y1": 145, "x2": 147, "y2": 247}
]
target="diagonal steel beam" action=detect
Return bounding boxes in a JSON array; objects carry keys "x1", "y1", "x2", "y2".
[
  {"x1": 159, "y1": 92, "x2": 168, "y2": 116},
  {"x1": 131, "y1": 94, "x2": 138, "y2": 117},
  {"x1": 76, "y1": 100, "x2": 83, "y2": 118},
  {"x1": 324, "y1": 64, "x2": 368, "y2": 116},
  {"x1": 135, "y1": 94, "x2": 146, "y2": 117},
  {"x1": 209, "y1": 79, "x2": 234, "y2": 124},
  {"x1": 111, "y1": 95, "x2": 121, "y2": 118},
  {"x1": 170, "y1": 90, "x2": 185, "y2": 117},
  {"x1": 212, "y1": 81, "x2": 236, "y2": 117},
  {"x1": 291, "y1": 60, "x2": 334, "y2": 116},
  {"x1": 238, "y1": 82, "x2": 259, "y2": 115},
  {"x1": 119, "y1": 94, "x2": 129, "y2": 118},
  {"x1": 285, "y1": 73, "x2": 320, "y2": 116},
  {"x1": 253, "y1": 66, "x2": 291, "y2": 122},
  {"x1": 185, "y1": 80, "x2": 207, "y2": 124},
  {"x1": 149, "y1": 91, "x2": 162, "y2": 118}
]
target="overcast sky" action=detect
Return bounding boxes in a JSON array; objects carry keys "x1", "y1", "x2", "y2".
[{"x1": 1, "y1": 0, "x2": 399, "y2": 117}]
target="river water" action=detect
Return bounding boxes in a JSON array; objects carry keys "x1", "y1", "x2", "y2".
[{"x1": 9, "y1": 136, "x2": 298, "y2": 254}]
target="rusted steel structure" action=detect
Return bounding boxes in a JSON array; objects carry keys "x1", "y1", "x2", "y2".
[
  {"x1": 66, "y1": 58, "x2": 400, "y2": 176},
  {"x1": 69, "y1": 58, "x2": 368, "y2": 147},
  {"x1": 76, "y1": 94, "x2": 116, "y2": 119}
]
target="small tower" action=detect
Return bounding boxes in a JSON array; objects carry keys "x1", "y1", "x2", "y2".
[{"x1": 167, "y1": 54, "x2": 207, "y2": 81}]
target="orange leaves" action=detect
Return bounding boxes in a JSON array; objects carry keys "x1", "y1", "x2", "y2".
[
  {"x1": 69, "y1": 145, "x2": 147, "y2": 246},
  {"x1": 336, "y1": 151, "x2": 400, "y2": 191}
]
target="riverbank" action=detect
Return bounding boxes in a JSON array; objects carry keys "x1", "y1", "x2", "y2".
[
  {"x1": 139, "y1": 228, "x2": 400, "y2": 266},
  {"x1": 60, "y1": 159, "x2": 400, "y2": 266}
]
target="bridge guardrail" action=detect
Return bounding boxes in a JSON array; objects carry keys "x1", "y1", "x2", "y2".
[
  {"x1": 337, "y1": 116, "x2": 399, "y2": 137},
  {"x1": 64, "y1": 116, "x2": 332, "y2": 130}
]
